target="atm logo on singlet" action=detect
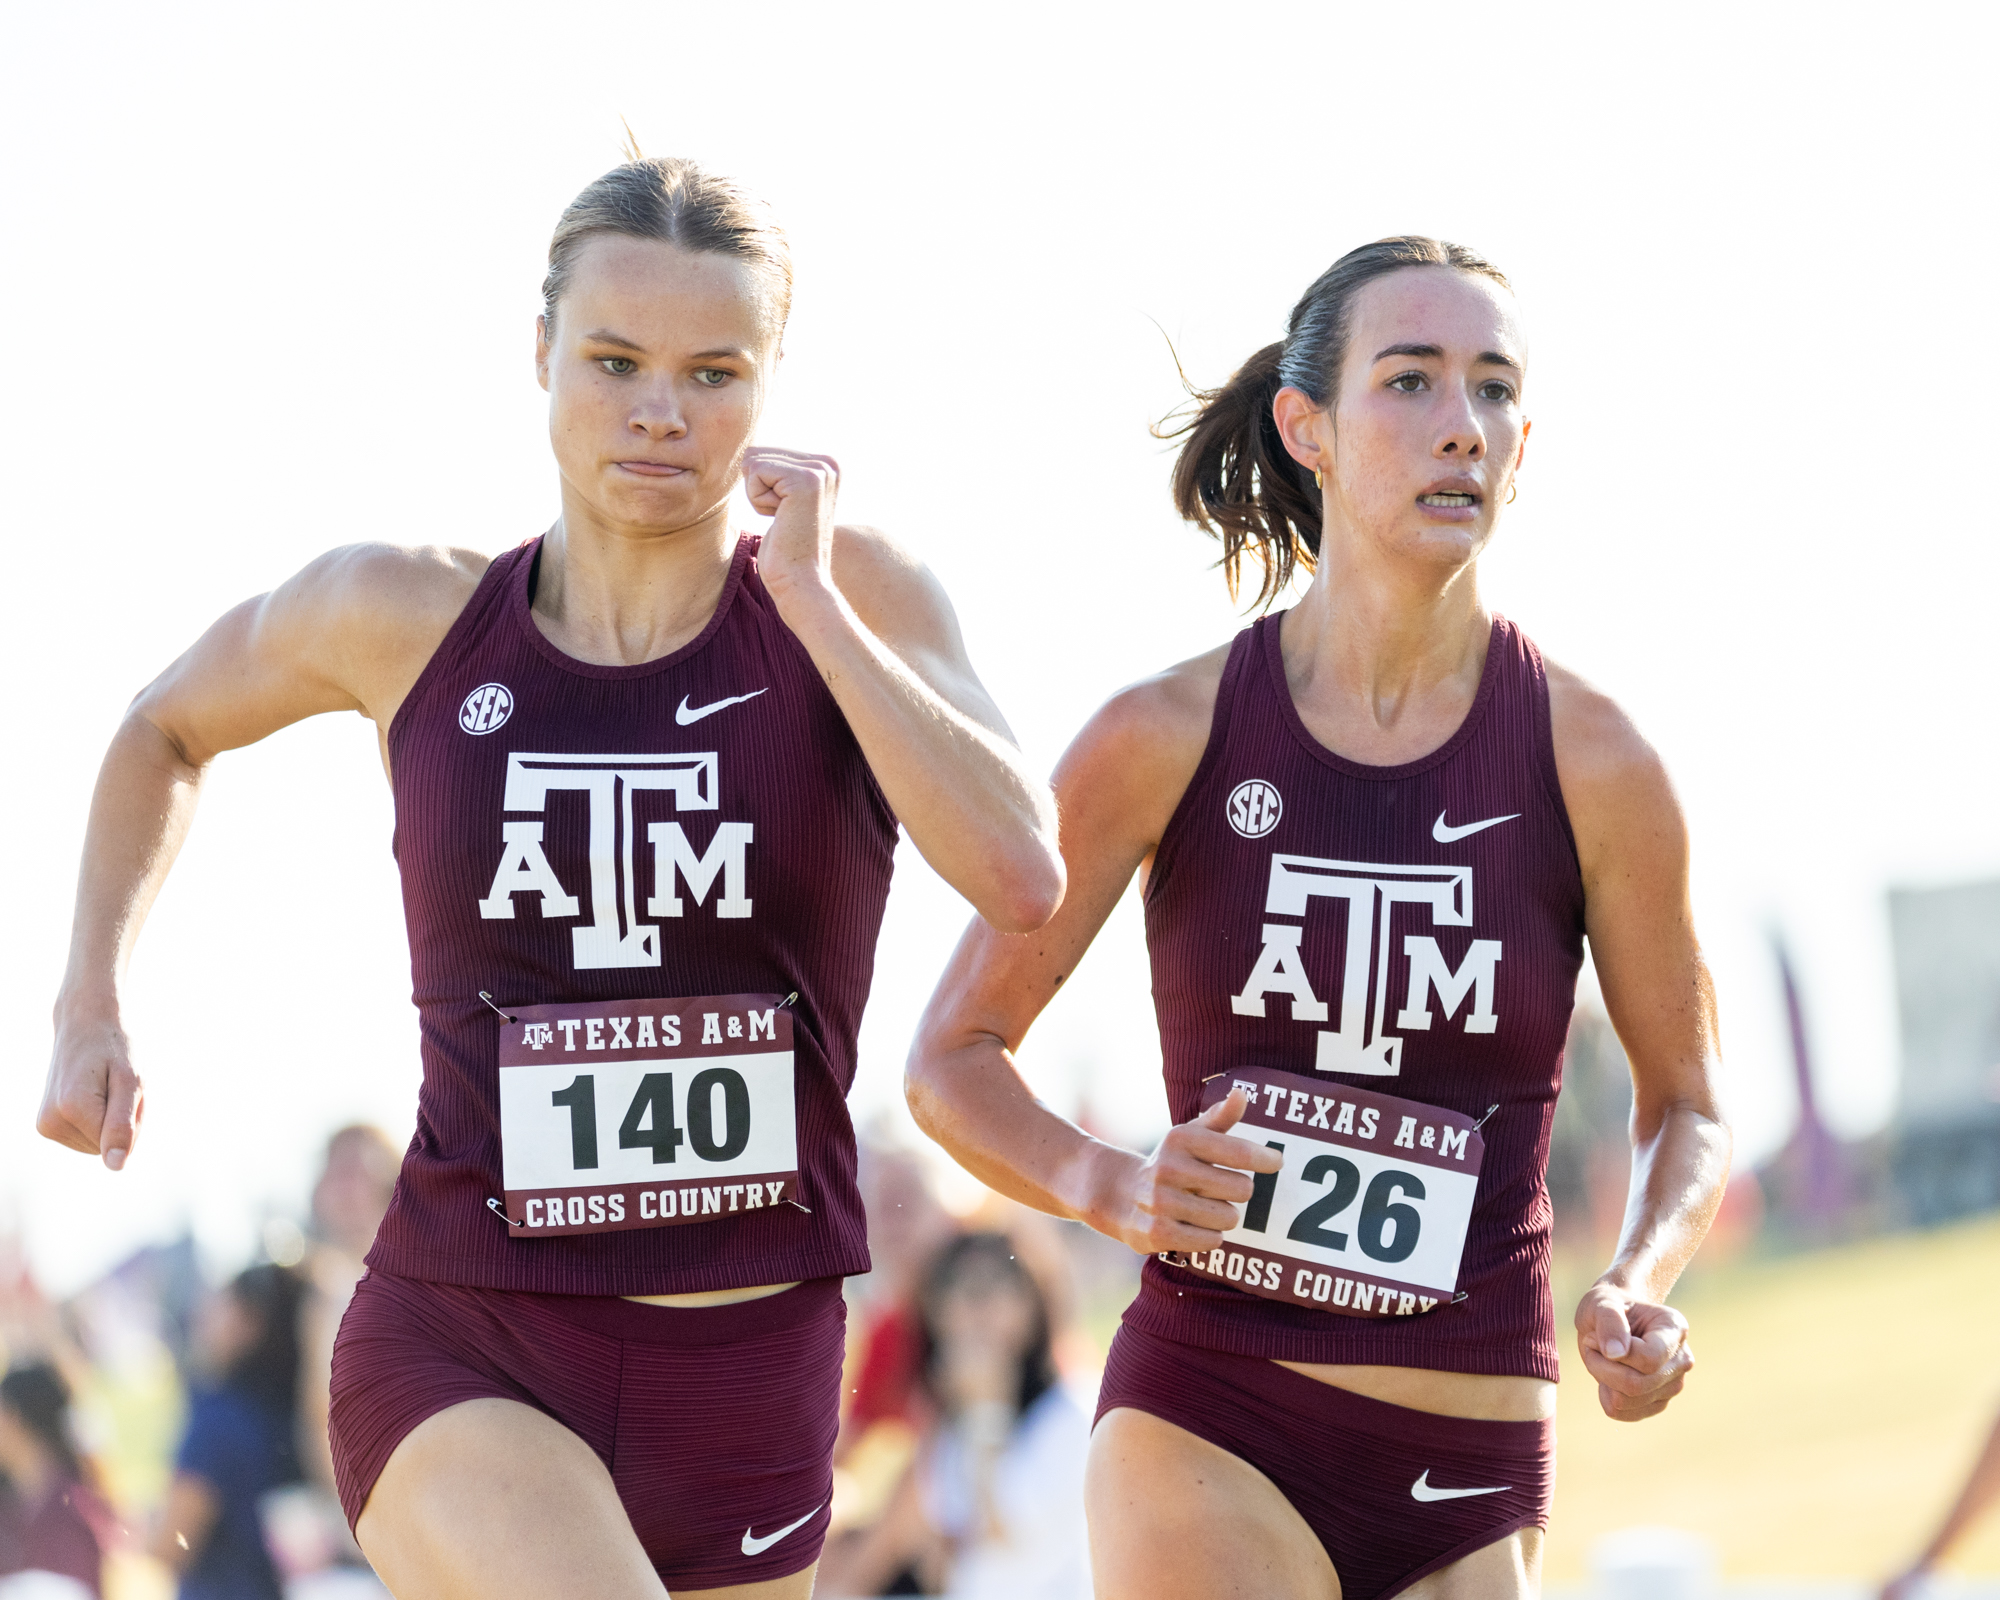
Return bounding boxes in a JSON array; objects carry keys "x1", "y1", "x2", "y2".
[
  {"x1": 1230, "y1": 856, "x2": 1501, "y2": 1077},
  {"x1": 476, "y1": 752, "x2": 752, "y2": 969}
]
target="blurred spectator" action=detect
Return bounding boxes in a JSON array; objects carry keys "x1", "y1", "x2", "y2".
[
  {"x1": 0, "y1": 1364, "x2": 110, "y2": 1597},
  {"x1": 841, "y1": 1146, "x2": 958, "y2": 1456},
  {"x1": 298, "y1": 1127, "x2": 400, "y2": 1496},
  {"x1": 825, "y1": 1233, "x2": 1090, "y2": 1600},
  {"x1": 152, "y1": 1266, "x2": 304, "y2": 1600}
]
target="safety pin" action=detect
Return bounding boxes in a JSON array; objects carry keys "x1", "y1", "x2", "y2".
[
  {"x1": 784, "y1": 1196, "x2": 813, "y2": 1214},
  {"x1": 1472, "y1": 1104, "x2": 1500, "y2": 1130},
  {"x1": 778, "y1": 991, "x2": 799, "y2": 1010},
  {"x1": 479, "y1": 991, "x2": 517, "y2": 1023},
  {"x1": 486, "y1": 1197, "x2": 526, "y2": 1227}
]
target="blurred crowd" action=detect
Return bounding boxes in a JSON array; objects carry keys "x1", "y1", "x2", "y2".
[
  {"x1": 0, "y1": 1128, "x2": 1128, "y2": 1600},
  {"x1": 0, "y1": 1125, "x2": 401, "y2": 1600},
  {"x1": 816, "y1": 1144, "x2": 1135, "y2": 1600}
]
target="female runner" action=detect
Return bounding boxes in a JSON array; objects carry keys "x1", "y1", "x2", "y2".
[
  {"x1": 907, "y1": 237, "x2": 1730, "y2": 1598},
  {"x1": 37, "y1": 155, "x2": 1064, "y2": 1600}
]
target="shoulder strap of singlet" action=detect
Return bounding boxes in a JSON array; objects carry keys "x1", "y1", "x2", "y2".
[
  {"x1": 385, "y1": 540, "x2": 536, "y2": 757},
  {"x1": 1144, "y1": 618, "x2": 1263, "y2": 906}
]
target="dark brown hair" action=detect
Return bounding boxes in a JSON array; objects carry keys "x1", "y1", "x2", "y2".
[
  {"x1": 220, "y1": 1262, "x2": 305, "y2": 1417},
  {"x1": 1161, "y1": 237, "x2": 1511, "y2": 608},
  {"x1": 918, "y1": 1232, "x2": 1057, "y2": 1418},
  {"x1": 0, "y1": 1362, "x2": 90, "y2": 1487},
  {"x1": 542, "y1": 156, "x2": 793, "y2": 338}
]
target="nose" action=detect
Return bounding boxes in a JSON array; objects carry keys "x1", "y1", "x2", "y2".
[
  {"x1": 630, "y1": 380, "x2": 686, "y2": 441},
  {"x1": 1435, "y1": 386, "x2": 1486, "y2": 460}
]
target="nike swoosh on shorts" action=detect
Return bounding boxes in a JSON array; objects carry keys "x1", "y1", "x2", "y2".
[
  {"x1": 1432, "y1": 809, "x2": 1521, "y2": 843},
  {"x1": 1410, "y1": 1470, "x2": 1510, "y2": 1502},
  {"x1": 741, "y1": 1504, "x2": 823, "y2": 1557},
  {"x1": 676, "y1": 688, "x2": 768, "y2": 726}
]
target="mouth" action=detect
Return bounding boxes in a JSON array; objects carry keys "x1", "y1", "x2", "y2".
[
  {"x1": 1415, "y1": 479, "x2": 1483, "y2": 518},
  {"x1": 615, "y1": 461, "x2": 690, "y2": 478}
]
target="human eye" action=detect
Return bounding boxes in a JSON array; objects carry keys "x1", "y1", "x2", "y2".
[
  {"x1": 1387, "y1": 370, "x2": 1428, "y2": 393},
  {"x1": 694, "y1": 368, "x2": 731, "y2": 388},
  {"x1": 597, "y1": 357, "x2": 637, "y2": 376},
  {"x1": 1478, "y1": 379, "x2": 1518, "y2": 403}
]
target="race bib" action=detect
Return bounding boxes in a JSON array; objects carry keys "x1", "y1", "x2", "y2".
[
  {"x1": 496, "y1": 994, "x2": 800, "y2": 1239},
  {"x1": 1171, "y1": 1066, "x2": 1487, "y2": 1318}
]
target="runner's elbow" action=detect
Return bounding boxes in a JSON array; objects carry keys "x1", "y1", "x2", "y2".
[{"x1": 973, "y1": 845, "x2": 1065, "y2": 934}]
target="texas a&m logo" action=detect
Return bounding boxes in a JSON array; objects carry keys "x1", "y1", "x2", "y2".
[
  {"x1": 1231, "y1": 855, "x2": 1502, "y2": 1077},
  {"x1": 478, "y1": 752, "x2": 753, "y2": 970}
]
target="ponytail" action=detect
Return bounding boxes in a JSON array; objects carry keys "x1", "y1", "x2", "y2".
[
  {"x1": 1162, "y1": 341, "x2": 1320, "y2": 609},
  {"x1": 1160, "y1": 236, "x2": 1512, "y2": 610}
]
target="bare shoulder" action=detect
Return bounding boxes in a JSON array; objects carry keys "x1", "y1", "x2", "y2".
[
  {"x1": 302, "y1": 542, "x2": 491, "y2": 634},
  {"x1": 1543, "y1": 655, "x2": 1686, "y2": 881},
  {"x1": 824, "y1": 523, "x2": 956, "y2": 645},
  {"x1": 1059, "y1": 643, "x2": 1232, "y2": 846},
  {"x1": 268, "y1": 542, "x2": 495, "y2": 721}
]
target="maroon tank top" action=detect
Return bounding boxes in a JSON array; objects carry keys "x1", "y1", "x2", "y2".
[
  {"x1": 365, "y1": 534, "x2": 895, "y2": 1296},
  {"x1": 1126, "y1": 613, "x2": 1583, "y2": 1380}
]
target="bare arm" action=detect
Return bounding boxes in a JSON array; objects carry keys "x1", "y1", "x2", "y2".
[
  {"x1": 907, "y1": 652, "x2": 1282, "y2": 1254},
  {"x1": 745, "y1": 450, "x2": 1064, "y2": 933},
  {"x1": 39, "y1": 544, "x2": 483, "y2": 1168},
  {"x1": 1550, "y1": 661, "x2": 1732, "y2": 1422},
  {"x1": 1883, "y1": 1406, "x2": 2000, "y2": 1595},
  {"x1": 150, "y1": 1472, "x2": 221, "y2": 1571}
]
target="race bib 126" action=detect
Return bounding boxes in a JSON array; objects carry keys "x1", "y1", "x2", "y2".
[
  {"x1": 496, "y1": 994, "x2": 799, "y2": 1239},
  {"x1": 1171, "y1": 1066, "x2": 1487, "y2": 1318}
]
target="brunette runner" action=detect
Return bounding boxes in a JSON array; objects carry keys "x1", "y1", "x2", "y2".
[
  {"x1": 37, "y1": 156, "x2": 1063, "y2": 1600},
  {"x1": 908, "y1": 238, "x2": 1730, "y2": 1598}
]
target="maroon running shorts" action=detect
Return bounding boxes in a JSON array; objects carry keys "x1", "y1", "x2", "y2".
[
  {"x1": 1095, "y1": 1323, "x2": 1554, "y2": 1600},
  {"x1": 328, "y1": 1269, "x2": 845, "y2": 1590}
]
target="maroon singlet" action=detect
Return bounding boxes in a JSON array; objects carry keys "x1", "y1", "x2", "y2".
[
  {"x1": 1128, "y1": 613, "x2": 1583, "y2": 1380},
  {"x1": 365, "y1": 534, "x2": 894, "y2": 1296}
]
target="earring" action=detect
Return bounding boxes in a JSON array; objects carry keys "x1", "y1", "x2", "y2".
[
  {"x1": 1506, "y1": 483, "x2": 1517, "y2": 504},
  {"x1": 1314, "y1": 469, "x2": 1324, "y2": 490}
]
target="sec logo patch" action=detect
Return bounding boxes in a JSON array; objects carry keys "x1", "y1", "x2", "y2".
[
  {"x1": 459, "y1": 683, "x2": 515, "y2": 735},
  {"x1": 1227, "y1": 779, "x2": 1283, "y2": 838}
]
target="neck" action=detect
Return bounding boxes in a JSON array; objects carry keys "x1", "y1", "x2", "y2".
[
  {"x1": 535, "y1": 490, "x2": 739, "y2": 667},
  {"x1": 1278, "y1": 530, "x2": 1490, "y2": 764}
]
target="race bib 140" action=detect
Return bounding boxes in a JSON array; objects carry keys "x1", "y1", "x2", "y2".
[
  {"x1": 496, "y1": 994, "x2": 799, "y2": 1239},
  {"x1": 1171, "y1": 1066, "x2": 1487, "y2": 1318}
]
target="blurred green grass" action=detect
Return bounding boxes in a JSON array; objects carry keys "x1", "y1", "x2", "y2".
[{"x1": 1546, "y1": 1212, "x2": 2000, "y2": 1581}]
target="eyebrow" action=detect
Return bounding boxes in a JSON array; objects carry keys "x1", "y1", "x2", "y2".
[
  {"x1": 1373, "y1": 341, "x2": 1524, "y2": 373},
  {"x1": 578, "y1": 331, "x2": 754, "y2": 364}
]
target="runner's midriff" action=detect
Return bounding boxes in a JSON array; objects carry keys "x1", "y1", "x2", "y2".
[{"x1": 1275, "y1": 1362, "x2": 1556, "y2": 1422}]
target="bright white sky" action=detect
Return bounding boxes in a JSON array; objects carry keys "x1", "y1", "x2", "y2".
[{"x1": 2, "y1": 1, "x2": 1994, "y2": 1293}]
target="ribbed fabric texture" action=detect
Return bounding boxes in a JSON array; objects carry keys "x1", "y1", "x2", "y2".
[
  {"x1": 365, "y1": 535, "x2": 895, "y2": 1296},
  {"x1": 328, "y1": 1272, "x2": 845, "y2": 1587},
  {"x1": 1127, "y1": 613, "x2": 1584, "y2": 1381},
  {"x1": 1095, "y1": 1323, "x2": 1553, "y2": 1599}
]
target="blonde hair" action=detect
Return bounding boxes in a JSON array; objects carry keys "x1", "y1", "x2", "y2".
[{"x1": 542, "y1": 156, "x2": 792, "y2": 335}]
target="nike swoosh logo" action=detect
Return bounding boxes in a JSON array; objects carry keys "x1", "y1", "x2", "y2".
[
  {"x1": 676, "y1": 688, "x2": 768, "y2": 726},
  {"x1": 1432, "y1": 809, "x2": 1520, "y2": 844},
  {"x1": 1410, "y1": 1470, "x2": 1510, "y2": 1503},
  {"x1": 741, "y1": 1504, "x2": 822, "y2": 1556}
]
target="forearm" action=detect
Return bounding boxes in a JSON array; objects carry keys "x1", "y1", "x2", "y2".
[
  {"x1": 907, "y1": 1034, "x2": 1128, "y2": 1232},
  {"x1": 58, "y1": 712, "x2": 205, "y2": 1016},
  {"x1": 774, "y1": 577, "x2": 1061, "y2": 931},
  {"x1": 1599, "y1": 1102, "x2": 1731, "y2": 1303}
]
